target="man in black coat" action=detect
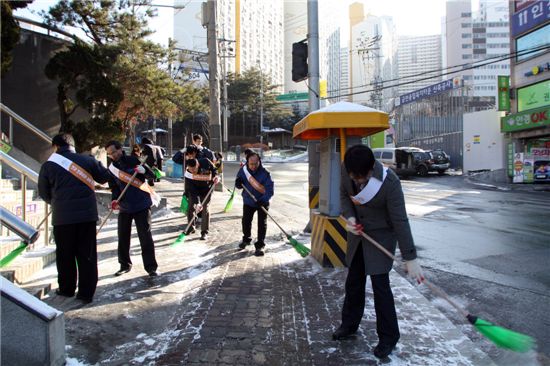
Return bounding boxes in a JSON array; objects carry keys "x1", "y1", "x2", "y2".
[
  {"x1": 141, "y1": 137, "x2": 164, "y2": 184},
  {"x1": 105, "y1": 140, "x2": 160, "y2": 277},
  {"x1": 38, "y1": 133, "x2": 112, "y2": 304},
  {"x1": 184, "y1": 145, "x2": 219, "y2": 240}
]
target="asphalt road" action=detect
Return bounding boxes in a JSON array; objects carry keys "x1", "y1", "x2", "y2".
[{"x1": 225, "y1": 161, "x2": 550, "y2": 365}]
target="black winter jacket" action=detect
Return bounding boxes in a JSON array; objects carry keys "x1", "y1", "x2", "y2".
[
  {"x1": 38, "y1": 146, "x2": 112, "y2": 226},
  {"x1": 108, "y1": 153, "x2": 156, "y2": 213},
  {"x1": 184, "y1": 158, "x2": 217, "y2": 196}
]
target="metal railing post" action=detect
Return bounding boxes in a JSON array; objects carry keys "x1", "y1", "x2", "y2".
[{"x1": 21, "y1": 175, "x2": 27, "y2": 222}]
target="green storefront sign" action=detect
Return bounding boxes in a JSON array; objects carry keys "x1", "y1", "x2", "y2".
[
  {"x1": 518, "y1": 79, "x2": 550, "y2": 112},
  {"x1": 501, "y1": 105, "x2": 550, "y2": 132},
  {"x1": 497, "y1": 75, "x2": 510, "y2": 111}
]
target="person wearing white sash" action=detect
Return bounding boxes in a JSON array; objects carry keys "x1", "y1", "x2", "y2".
[
  {"x1": 235, "y1": 150, "x2": 274, "y2": 256},
  {"x1": 183, "y1": 147, "x2": 220, "y2": 240},
  {"x1": 105, "y1": 140, "x2": 159, "y2": 277},
  {"x1": 332, "y1": 145, "x2": 424, "y2": 359},
  {"x1": 38, "y1": 133, "x2": 112, "y2": 304}
]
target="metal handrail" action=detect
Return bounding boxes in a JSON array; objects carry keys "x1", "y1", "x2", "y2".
[
  {"x1": 0, "y1": 103, "x2": 52, "y2": 145},
  {"x1": 0, "y1": 150, "x2": 49, "y2": 246},
  {"x1": 0, "y1": 151, "x2": 39, "y2": 182}
]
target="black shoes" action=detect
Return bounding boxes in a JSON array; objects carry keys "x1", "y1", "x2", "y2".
[
  {"x1": 148, "y1": 270, "x2": 159, "y2": 277},
  {"x1": 200, "y1": 232, "x2": 208, "y2": 240},
  {"x1": 114, "y1": 267, "x2": 131, "y2": 276},
  {"x1": 373, "y1": 343, "x2": 396, "y2": 359},
  {"x1": 332, "y1": 326, "x2": 357, "y2": 340},
  {"x1": 185, "y1": 227, "x2": 196, "y2": 235},
  {"x1": 238, "y1": 241, "x2": 251, "y2": 249},
  {"x1": 55, "y1": 289, "x2": 74, "y2": 297},
  {"x1": 76, "y1": 295, "x2": 93, "y2": 304},
  {"x1": 254, "y1": 248, "x2": 265, "y2": 256}
]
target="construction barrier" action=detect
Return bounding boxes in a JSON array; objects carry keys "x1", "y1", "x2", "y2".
[{"x1": 310, "y1": 211, "x2": 347, "y2": 267}]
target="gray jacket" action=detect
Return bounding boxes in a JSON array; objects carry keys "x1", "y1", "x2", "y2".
[{"x1": 340, "y1": 160, "x2": 417, "y2": 275}]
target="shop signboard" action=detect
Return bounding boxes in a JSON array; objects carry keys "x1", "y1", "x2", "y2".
[
  {"x1": 501, "y1": 105, "x2": 550, "y2": 132},
  {"x1": 511, "y1": 0, "x2": 549, "y2": 37},
  {"x1": 497, "y1": 76, "x2": 510, "y2": 111},
  {"x1": 507, "y1": 143, "x2": 514, "y2": 177},
  {"x1": 518, "y1": 80, "x2": 550, "y2": 112},
  {"x1": 532, "y1": 147, "x2": 550, "y2": 182},
  {"x1": 513, "y1": 153, "x2": 524, "y2": 183}
]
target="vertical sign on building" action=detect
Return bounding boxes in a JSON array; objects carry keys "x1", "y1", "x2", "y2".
[
  {"x1": 507, "y1": 143, "x2": 514, "y2": 177},
  {"x1": 498, "y1": 75, "x2": 510, "y2": 111}
]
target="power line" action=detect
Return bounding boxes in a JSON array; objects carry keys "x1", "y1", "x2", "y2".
[{"x1": 325, "y1": 44, "x2": 549, "y2": 100}]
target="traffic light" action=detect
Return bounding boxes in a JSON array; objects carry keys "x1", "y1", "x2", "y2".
[{"x1": 292, "y1": 41, "x2": 308, "y2": 82}]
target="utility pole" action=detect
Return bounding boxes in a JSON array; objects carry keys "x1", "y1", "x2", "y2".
[
  {"x1": 219, "y1": 38, "x2": 235, "y2": 151},
  {"x1": 305, "y1": 0, "x2": 320, "y2": 233},
  {"x1": 259, "y1": 63, "x2": 264, "y2": 144},
  {"x1": 205, "y1": 0, "x2": 222, "y2": 153}
]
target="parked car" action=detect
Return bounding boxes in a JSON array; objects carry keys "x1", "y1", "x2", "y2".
[
  {"x1": 373, "y1": 147, "x2": 429, "y2": 177},
  {"x1": 411, "y1": 150, "x2": 432, "y2": 177},
  {"x1": 426, "y1": 149, "x2": 451, "y2": 175}
]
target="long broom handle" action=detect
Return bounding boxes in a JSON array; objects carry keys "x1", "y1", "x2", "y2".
[
  {"x1": 339, "y1": 215, "x2": 469, "y2": 318},
  {"x1": 96, "y1": 169, "x2": 139, "y2": 234},
  {"x1": 36, "y1": 209, "x2": 52, "y2": 231},
  {"x1": 182, "y1": 182, "x2": 217, "y2": 234},
  {"x1": 241, "y1": 184, "x2": 290, "y2": 238}
]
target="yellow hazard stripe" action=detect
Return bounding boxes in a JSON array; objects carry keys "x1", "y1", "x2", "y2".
[{"x1": 309, "y1": 186, "x2": 319, "y2": 209}]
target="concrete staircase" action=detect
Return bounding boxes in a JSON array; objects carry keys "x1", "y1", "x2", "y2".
[{"x1": 0, "y1": 177, "x2": 56, "y2": 296}]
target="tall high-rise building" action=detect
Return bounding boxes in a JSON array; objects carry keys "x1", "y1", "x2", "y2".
[
  {"x1": 173, "y1": 0, "x2": 284, "y2": 90},
  {"x1": 283, "y1": 0, "x2": 342, "y2": 100},
  {"x1": 349, "y1": 9, "x2": 397, "y2": 111},
  {"x1": 397, "y1": 35, "x2": 442, "y2": 95},
  {"x1": 339, "y1": 47, "x2": 350, "y2": 102},
  {"x1": 444, "y1": 0, "x2": 510, "y2": 105}
]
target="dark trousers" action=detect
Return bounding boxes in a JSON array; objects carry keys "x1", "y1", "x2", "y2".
[
  {"x1": 186, "y1": 190, "x2": 211, "y2": 234},
  {"x1": 242, "y1": 204, "x2": 268, "y2": 247},
  {"x1": 118, "y1": 208, "x2": 158, "y2": 273},
  {"x1": 53, "y1": 221, "x2": 98, "y2": 300},
  {"x1": 341, "y1": 246, "x2": 400, "y2": 345}
]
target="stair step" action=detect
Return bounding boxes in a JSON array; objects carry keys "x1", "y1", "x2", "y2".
[
  {"x1": 0, "y1": 178, "x2": 21, "y2": 189},
  {"x1": 0, "y1": 247, "x2": 56, "y2": 284},
  {"x1": 22, "y1": 283, "x2": 53, "y2": 299},
  {"x1": 0, "y1": 190, "x2": 37, "y2": 201},
  {"x1": 0, "y1": 238, "x2": 24, "y2": 258}
]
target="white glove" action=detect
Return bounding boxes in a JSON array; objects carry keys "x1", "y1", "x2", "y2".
[
  {"x1": 194, "y1": 203, "x2": 203, "y2": 213},
  {"x1": 404, "y1": 259, "x2": 425, "y2": 284},
  {"x1": 345, "y1": 217, "x2": 363, "y2": 235},
  {"x1": 134, "y1": 165, "x2": 145, "y2": 174}
]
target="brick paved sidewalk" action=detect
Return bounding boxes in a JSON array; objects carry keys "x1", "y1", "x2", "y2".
[{"x1": 38, "y1": 180, "x2": 496, "y2": 365}]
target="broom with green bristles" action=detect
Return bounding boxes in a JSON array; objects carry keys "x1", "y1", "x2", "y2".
[
  {"x1": 340, "y1": 215, "x2": 535, "y2": 353},
  {"x1": 223, "y1": 183, "x2": 236, "y2": 213},
  {"x1": 0, "y1": 209, "x2": 51, "y2": 268},
  {"x1": 172, "y1": 183, "x2": 216, "y2": 246},
  {"x1": 242, "y1": 185, "x2": 310, "y2": 257}
]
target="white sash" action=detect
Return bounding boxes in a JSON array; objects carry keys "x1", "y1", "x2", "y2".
[
  {"x1": 350, "y1": 167, "x2": 388, "y2": 205},
  {"x1": 243, "y1": 166, "x2": 266, "y2": 194},
  {"x1": 184, "y1": 170, "x2": 212, "y2": 181},
  {"x1": 48, "y1": 153, "x2": 95, "y2": 191},
  {"x1": 108, "y1": 164, "x2": 161, "y2": 207}
]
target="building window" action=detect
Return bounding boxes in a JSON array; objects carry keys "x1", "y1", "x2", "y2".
[{"x1": 516, "y1": 24, "x2": 550, "y2": 63}]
